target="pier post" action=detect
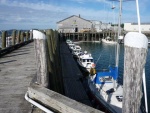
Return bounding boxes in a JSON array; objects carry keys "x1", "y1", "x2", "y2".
[
  {"x1": 33, "y1": 30, "x2": 49, "y2": 88},
  {"x1": 122, "y1": 32, "x2": 148, "y2": 113},
  {"x1": 17, "y1": 30, "x2": 21, "y2": 44},
  {"x1": 30, "y1": 30, "x2": 33, "y2": 40},
  {"x1": 46, "y1": 29, "x2": 55, "y2": 90},
  {"x1": 21, "y1": 32, "x2": 24, "y2": 43},
  {"x1": 26, "y1": 31, "x2": 29, "y2": 41},
  {"x1": 12, "y1": 30, "x2": 16, "y2": 45},
  {"x1": 2, "y1": 31, "x2": 7, "y2": 49}
]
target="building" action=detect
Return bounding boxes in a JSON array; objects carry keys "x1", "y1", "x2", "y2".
[
  {"x1": 101, "y1": 23, "x2": 111, "y2": 30},
  {"x1": 57, "y1": 15, "x2": 112, "y2": 33},
  {"x1": 124, "y1": 23, "x2": 150, "y2": 33},
  {"x1": 91, "y1": 20, "x2": 102, "y2": 32},
  {"x1": 57, "y1": 15, "x2": 92, "y2": 33}
]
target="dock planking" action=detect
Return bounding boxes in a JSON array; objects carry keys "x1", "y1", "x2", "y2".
[
  {"x1": 0, "y1": 42, "x2": 38, "y2": 113},
  {"x1": 60, "y1": 41, "x2": 92, "y2": 106}
]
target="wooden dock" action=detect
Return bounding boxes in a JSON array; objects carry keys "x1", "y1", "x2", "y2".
[{"x1": 0, "y1": 42, "x2": 37, "y2": 113}]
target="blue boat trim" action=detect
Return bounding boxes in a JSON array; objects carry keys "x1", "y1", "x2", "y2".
[{"x1": 94, "y1": 66, "x2": 118, "y2": 84}]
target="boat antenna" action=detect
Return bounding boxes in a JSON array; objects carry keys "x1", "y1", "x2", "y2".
[{"x1": 136, "y1": 0, "x2": 148, "y2": 112}]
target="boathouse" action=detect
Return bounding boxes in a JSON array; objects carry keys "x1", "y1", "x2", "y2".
[{"x1": 57, "y1": 15, "x2": 93, "y2": 33}]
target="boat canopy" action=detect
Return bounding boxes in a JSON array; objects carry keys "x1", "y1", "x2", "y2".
[{"x1": 94, "y1": 66, "x2": 118, "y2": 84}]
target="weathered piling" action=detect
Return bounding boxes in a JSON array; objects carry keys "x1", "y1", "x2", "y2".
[
  {"x1": 2, "y1": 31, "x2": 7, "y2": 49},
  {"x1": 30, "y1": 30, "x2": 33, "y2": 40},
  {"x1": 26, "y1": 31, "x2": 29, "y2": 41},
  {"x1": 21, "y1": 32, "x2": 24, "y2": 43},
  {"x1": 46, "y1": 29, "x2": 56, "y2": 90},
  {"x1": 12, "y1": 30, "x2": 16, "y2": 45},
  {"x1": 17, "y1": 30, "x2": 21, "y2": 44},
  {"x1": 122, "y1": 32, "x2": 148, "y2": 113},
  {"x1": 33, "y1": 30, "x2": 49, "y2": 88}
]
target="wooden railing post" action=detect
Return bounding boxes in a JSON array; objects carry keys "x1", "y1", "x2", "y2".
[
  {"x1": 2, "y1": 31, "x2": 7, "y2": 49},
  {"x1": 122, "y1": 32, "x2": 148, "y2": 113},
  {"x1": 33, "y1": 30, "x2": 49, "y2": 88}
]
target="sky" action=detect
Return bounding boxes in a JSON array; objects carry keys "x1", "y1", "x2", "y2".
[{"x1": 0, "y1": 0, "x2": 150, "y2": 30}]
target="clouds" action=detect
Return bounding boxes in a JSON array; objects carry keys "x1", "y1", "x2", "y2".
[{"x1": 0, "y1": 0, "x2": 149, "y2": 30}]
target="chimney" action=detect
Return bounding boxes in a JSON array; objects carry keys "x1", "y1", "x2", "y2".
[{"x1": 79, "y1": 14, "x2": 80, "y2": 18}]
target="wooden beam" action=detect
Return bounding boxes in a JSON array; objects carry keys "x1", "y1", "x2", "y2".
[{"x1": 28, "y1": 84, "x2": 104, "y2": 113}]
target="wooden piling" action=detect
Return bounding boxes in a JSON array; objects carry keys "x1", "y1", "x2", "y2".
[
  {"x1": 122, "y1": 32, "x2": 148, "y2": 113},
  {"x1": 26, "y1": 31, "x2": 29, "y2": 41},
  {"x1": 45, "y1": 29, "x2": 54, "y2": 90},
  {"x1": 12, "y1": 30, "x2": 16, "y2": 45},
  {"x1": 21, "y1": 32, "x2": 24, "y2": 43},
  {"x1": 30, "y1": 30, "x2": 33, "y2": 40},
  {"x1": 33, "y1": 30, "x2": 49, "y2": 88},
  {"x1": 17, "y1": 30, "x2": 21, "y2": 44},
  {"x1": 2, "y1": 31, "x2": 7, "y2": 49}
]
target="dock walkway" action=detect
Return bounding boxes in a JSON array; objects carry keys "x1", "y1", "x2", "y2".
[{"x1": 0, "y1": 42, "x2": 36, "y2": 113}]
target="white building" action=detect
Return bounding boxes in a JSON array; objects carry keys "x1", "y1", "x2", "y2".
[
  {"x1": 57, "y1": 15, "x2": 112, "y2": 33},
  {"x1": 57, "y1": 15, "x2": 92, "y2": 33},
  {"x1": 91, "y1": 20, "x2": 102, "y2": 32},
  {"x1": 124, "y1": 23, "x2": 150, "y2": 32}
]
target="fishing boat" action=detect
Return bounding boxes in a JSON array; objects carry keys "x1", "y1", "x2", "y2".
[
  {"x1": 87, "y1": 0, "x2": 147, "y2": 113},
  {"x1": 77, "y1": 51, "x2": 95, "y2": 72}
]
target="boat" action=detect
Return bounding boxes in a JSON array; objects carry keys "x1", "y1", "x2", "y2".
[
  {"x1": 77, "y1": 51, "x2": 95, "y2": 72},
  {"x1": 68, "y1": 43, "x2": 75, "y2": 50},
  {"x1": 66, "y1": 39, "x2": 72, "y2": 44},
  {"x1": 102, "y1": 36, "x2": 116, "y2": 44},
  {"x1": 87, "y1": 0, "x2": 147, "y2": 113},
  {"x1": 71, "y1": 45, "x2": 82, "y2": 58}
]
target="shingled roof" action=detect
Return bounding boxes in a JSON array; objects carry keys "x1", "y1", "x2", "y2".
[{"x1": 57, "y1": 15, "x2": 92, "y2": 23}]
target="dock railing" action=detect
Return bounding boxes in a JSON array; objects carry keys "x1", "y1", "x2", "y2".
[{"x1": 0, "y1": 30, "x2": 33, "y2": 57}]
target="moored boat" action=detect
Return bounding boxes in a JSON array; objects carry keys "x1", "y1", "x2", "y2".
[{"x1": 77, "y1": 51, "x2": 95, "y2": 72}]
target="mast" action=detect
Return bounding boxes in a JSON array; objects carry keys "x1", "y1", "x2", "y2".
[
  {"x1": 115, "y1": 0, "x2": 122, "y2": 67},
  {"x1": 136, "y1": 0, "x2": 148, "y2": 112}
]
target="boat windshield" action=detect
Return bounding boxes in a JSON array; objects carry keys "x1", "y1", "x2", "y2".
[{"x1": 82, "y1": 59, "x2": 93, "y2": 62}]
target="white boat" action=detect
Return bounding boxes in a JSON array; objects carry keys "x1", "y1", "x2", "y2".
[
  {"x1": 66, "y1": 39, "x2": 72, "y2": 44},
  {"x1": 71, "y1": 45, "x2": 82, "y2": 58},
  {"x1": 88, "y1": 66, "x2": 124, "y2": 113},
  {"x1": 68, "y1": 43, "x2": 75, "y2": 50},
  {"x1": 102, "y1": 37, "x2": 116, "y2": 44},
  {"x1": 77, "y1": 51, "x2": 95, "y2": 72}
]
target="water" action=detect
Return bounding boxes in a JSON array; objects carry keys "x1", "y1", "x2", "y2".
[{"x1": 78, "y1": 42, "x2": 150, "y2": 112}]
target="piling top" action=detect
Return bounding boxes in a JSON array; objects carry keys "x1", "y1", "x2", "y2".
[
  {"x1": 124, "y1": 32, "x2": 148, "y2": 49},
  {"x1": 33, "y1": 30, "x2": 46, "y2": 39}
]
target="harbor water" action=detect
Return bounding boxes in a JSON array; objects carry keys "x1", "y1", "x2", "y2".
[{"x1": 78, "y1": 42, "x2": 150, "y2": 112}]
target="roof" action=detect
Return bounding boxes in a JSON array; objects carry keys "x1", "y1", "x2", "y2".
[{"x1": 57, "y1": 15, "x2": 92, "y2": 24}]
